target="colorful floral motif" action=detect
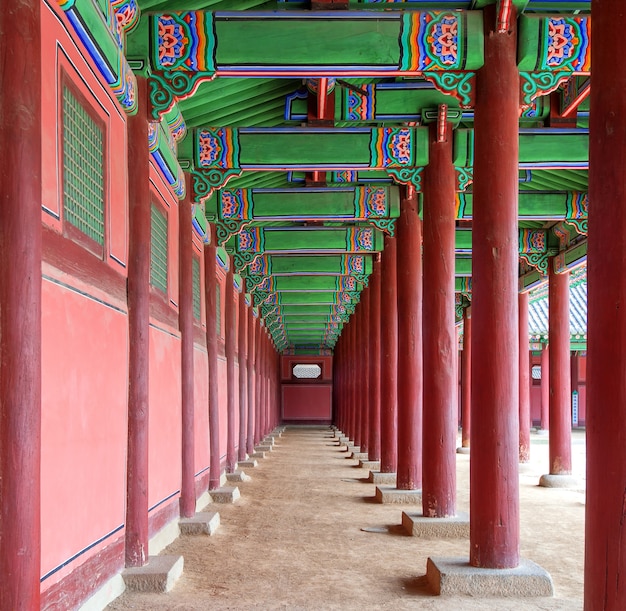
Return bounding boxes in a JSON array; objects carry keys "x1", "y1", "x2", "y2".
[
  {"x1": 345, "y1": 85, "x2": 375, "y2": 121},
  {"x1": 341, "y1": 276, "x2": 356, "y2": 291},
  {"x1": 347, "y1": 228, "x2": 374, "y2": 251},
  {"x1": 370, "y1": 128, "x2": 413, "y2": 168},
  {"x1": 401, "y1": 12, "x2": 463, "y2": 72},
  {"x1": 238, "y1": 228, "x2": 263, "y2": 252},
  {"x1": 519, "y1": 229, "x2": 546, "y2": 254},
  {"x1": 566, "y1": 192, "x2": 588, "y2": 219},
  {"x1": 112, "y1": 0, "x2": 140, "y2": 46},
  {"x1": 249, "y1": 256, "x2": 268, "y2": 275},
  {"x1": 220, "y1": 189, "x2": 252, "y2": 220},
  {"x1": 197, "y1": 128, "x2": 239, "y2": 169},
  {"x1": 334, "y1": 171, "x2": 357, "y2": 183},
  {"x1": 155, "y1": 12, "x2": 215, "y2": 72},
  {"x1": 347, "y1": 255, "x2": 364, "y2": 274},
  {"x1": 354, "y1": 186, "x2": 387, "y2": 218},
  {"x1": 544, "y1": 17, "x2": 590, "y2": 71}
]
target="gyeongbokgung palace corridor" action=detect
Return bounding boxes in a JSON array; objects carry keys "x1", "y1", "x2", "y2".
[{"x1": 2, "y1": 0, "x2": 626, "y2": 609}]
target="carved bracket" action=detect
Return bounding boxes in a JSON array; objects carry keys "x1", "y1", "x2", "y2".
[
  {"x1": 386, "y1": 167, "x2": 423, "y2": 191},
  {"x1": 519, "y1": 71, "x2": 572, "y2": 110},
  {"x1": 149, "y1": 71, "x2": 214, "y2": 121},
  {"x1": 423, "y1": 72, "x2": 476, "y2": 108},
  {"x1": 191, "y1": 169, "x2": 243, "y2": 205},
  {"x1": 455, "y1": 167, "x2": 473, "y2": 192},
  {"x1": 215, "y1": 219, "x2": 251, "y2": 247},
  {"x1": 519, "y1": 252, "x2": 549, "y2": 275},
  {"x1": 366, "y1": 218, "x2": 396, "y2": 237}
]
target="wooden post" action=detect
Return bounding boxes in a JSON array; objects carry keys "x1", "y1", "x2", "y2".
[
  {"x1": 225, "y1": 267, "x2": 236, "y2": 471},
  {"x1": 519, "y1": 292, "x2": 531, "y2": 463},
  {"x1": 368, "y1": 258, "x2": 382, "y2": 462},
  {"x1": 179, "y1": 175, "x2": 196, "y2": 518},
  {"x1": 396, "y1": 186, "x2": 423, "y2": 490},
  {"x1": 204, "y1": 226, "x2": 221, "y2": 490},
  {"x1": 260, "y1": 329, "x2": 267, "y2": 438},
  {"x1": 238, "y1": 280, "x2": 248, "y2": 462},
  {"x1": 349, "y1": 316, "x2": 357, "y2": 442},
  {"x1": 380, "y1": 234, "x2": 398, "y2": 473},
  {"x1": 0, "y1": 0, "x2": 42, "y2": 603},
  {"x1": 125, "y1": 76, "x2": 151, "y2": 568},
  {"x1": 460, "y1": 307, "x2": 472, "y2": 449},
  {"x1": 548, "y1": 264, "x2": 572, "y2": 474},
  {"x1": 470, "y1": 4, "x2": 520, "y2": 569},
  {"x1": 353, "y1": 301, "x2": 362, "y2": 448},
  {"x1": 540, "y1": 344, "x2": 550, "y2": 431},
  {"x1": 254, "y1": 318, "x2": 262, "y2": 445},
  {"x1": 585, "y1": 2, "x2": 626, "y2": 604},
  {"x1": 422, "y1": 116, "x2": 457, "y2": 517},
  {"x1": 247, "y1": 305, "x2": 256, "y2": 456},
  {"x1": 360, "y1": 287, "x2": 371, "y2": 455}
]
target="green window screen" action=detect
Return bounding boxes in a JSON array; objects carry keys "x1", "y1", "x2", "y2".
[
  {"x1": 216, "y1": 284, "x2": 222, "y2": 337},
  {"x1": 150, "y1": 204, "x2": 168, "y2": 293},
  {"x1": 62, "y1": 85, "x2": 105, "y2": 245},
  {"x1": 192, "y1": 257, "x2": 201, "y2": 321}
]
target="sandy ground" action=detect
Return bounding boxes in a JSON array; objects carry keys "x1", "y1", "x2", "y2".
[{"x1": 108, "y1": 427, "x2": 586, "y2": 610}]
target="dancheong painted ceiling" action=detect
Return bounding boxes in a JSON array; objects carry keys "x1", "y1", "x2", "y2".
[{"x1": 59, "y1": 0, "x2": 591, "y2": 353}]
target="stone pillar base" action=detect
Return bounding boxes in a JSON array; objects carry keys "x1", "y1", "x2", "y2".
[
  {"x1": 255, "y1": 444, "x2": 273, "y2": 453},
  {"x1": 348, "y1": 451, "x2": 368, "y2": 460},
  {"x1": 375, "y1": 485, "x2": 422, "y2": 504},
  {"x1": 402, "y1": 511, "x2": 469, "y2": 538},
  {"x1": 538, "y1": 474, "x2": 581, "y2": 488},
  {"x1": 238, "y1": 459, "x2": 258, "y2": 469},
  {"x1": 180, "y1": 511, "x2": 220, "y2": 536},
  {"x1": 122, "y1": 555, "x2": 184, "y2": 593},
  {"x1": 368, "y1": 471, "x2": 397, "y2": 485},
  {"x1": 226, "y1": 470, "x2": 251, "y2": 483},
  {"x1": 359, "y1": 459, "x2": 380, "y2": 471},
  {"x1": 456, "y1": 446, "x2": 470, "y2": 455},
  {"x1": 209, "y1": 486, "x2": 240, "y2": 504},
  {"x1": 426, "y1": 556, "x2": 554, "y2": 597}
]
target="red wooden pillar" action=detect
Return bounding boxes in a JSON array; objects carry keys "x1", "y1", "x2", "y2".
[
  {"x1": 204, "y1": 226, "x2": 221, "y2": 490},
  {"x1": 380, "y1": 234, "x2": 398, "y2": 473},
  {"x1": 260, "y1": 328, "x2": 267, "y2": 438},
  {"x1": 353, "y1": 302, "x2": 363, "y2": 447},
  {"x1": 179, "y1": 175, "x2": 196, "y2": 517},
  {"x1": 225, "y1": 268, "x2": 236, "y2": 471},
  {"x1": 470, "y1": 5, "x2": 520, "y2": 569},
  {"x1": 125, "y1": 77, "x2": 151, "y2": 568},
  {"x1": 519, "y1": 291, "x2": 531, "y2": 463},
  {"x1": 547, "y1": 264, "x2": 572, "y2": 475},
  {"x1": 349, "y1": 317, "x2": 357, "y2": 441},
  {"x1": 422, "y1": 116, "x2": 456, "y2": 517},
  {"x1": 368, "y1": 258, "x2": 382, "y2": 461},
  {"x1": 238, "y1": 280, "x2": 248, "y2": 461},
  {"x1": 0, "y1": 0, "x2": 42, "y2": 603},
  {"x1": 460, "y1": 307, "x2": 472, "y2": 449},
  {"x1": 540, "y1": 344, "x2": 550, "y2": 430},
  {"x1": 360, "y1": 286, "x2": 371, "y2": 455},
  {"x1": 396, "y1": 186, "x2": 423, "y2": 490},
  {"x1": 247, "y1": 306, "x2": 256, "y2": 455},
  {"x1": 585, "y1": 3, "x2": 626, "y2": 604}
]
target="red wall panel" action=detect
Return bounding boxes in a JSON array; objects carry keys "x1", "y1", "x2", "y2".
[{"x1": 282, "y1": 385, "x2": 333, "y2": 421}]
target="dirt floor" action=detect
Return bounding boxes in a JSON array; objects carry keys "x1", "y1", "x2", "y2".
[{"x1": 108, "y1": 427, "x2": 586, "y2": 610}]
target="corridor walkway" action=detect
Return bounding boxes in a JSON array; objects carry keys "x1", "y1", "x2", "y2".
[{"x1": 108, "y1": 427, "x2": 586, "y2": 610}]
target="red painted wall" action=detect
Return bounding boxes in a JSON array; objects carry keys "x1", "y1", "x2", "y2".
[{"x1": 281, "y1": 356, "x2": 333, "y2": 422}]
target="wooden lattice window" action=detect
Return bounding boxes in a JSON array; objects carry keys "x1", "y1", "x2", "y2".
[
  {"x1": 216, "y1": 284, "x2": 222, "y2": 337},
  {"x1": 192, "y1": 257, "x2": 201, "y2": 321},
  {"x1": 150, "y1": 203, "x2": 168, "y2": 293},
  {"x1": 62, "y1": 84, "x2": 105, "y2": 251}
]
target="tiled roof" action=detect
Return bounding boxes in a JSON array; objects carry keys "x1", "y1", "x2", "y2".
[{"x1": 528, "y1": 264, "x2": 587, "y2": 341}]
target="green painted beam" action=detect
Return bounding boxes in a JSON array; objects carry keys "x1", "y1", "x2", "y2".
[
  {"x1": 456, "y1": 191, "x2": 588, "y2": 220},
  {"x1": 262, "y1": 254, "x2": 374, "y2": 276}
]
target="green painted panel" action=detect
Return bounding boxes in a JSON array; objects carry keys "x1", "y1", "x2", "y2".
[
  {"x1": 279, "y1": 292, "x2": 343, "y2": 305},
  {"x1": 460, "y1": 191, "x2": 587, "y2": 219},
  {"x1": 273, "y1": 277, "x2": 343, "y2": 291},
  {"x1": 282, "y1": 305, "x2": 338, "y2": 314},
  {"x1": 374, "y1": 86, "x2": 460, "y2": 118},
  {"x1": 455, "y1": 229, "x2": 472, "y2": 252},
  {"x1": 263, "y1": 228, "x2": 384, "y2": 252},
  {"x1": 215, "y1": 17, "x2": 402, "y2": 67},
  {"x1": 239, "y1": 131, "x2": 372, "y2": 167},
  {"x1": 519, "y1": 132, "x2": 588, "y2": 164},
  {"x1": 270, "y1": 255, "x2": 373, "y2": 275},
  {"x1": 254, "y1": 189, "x2": 357, "y2": 218},
  {"x1": 455, "y1": 257, "x2": 472, "y2": 276}
]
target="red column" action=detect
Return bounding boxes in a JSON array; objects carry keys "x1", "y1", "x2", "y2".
[
  {"x1": 0, "y1": 0, "x2": 42, "y2": 603},
  {"x1": 247, "y1": 306, "x2": 256, "y2": 455},
  {"x1": 360, "y1": 286, "x2": 371, "y2": 455},
  {"x1": 585, "y1": 3, "x2": 626, "y2": 604},
  {"x1": 353, "y1": 302, "x2": 362, "y2": 448},
  {"x1": 349, "y1": 317, "x2": 357, "y2": 442},
  {"x1": 204, "y1": 226, "x2": 221, "y2": 490},
  {"x1": 470, "y1": 5, "x2": 520, "y2": 569},
  {"x1": 260, "y1": 328, "x2": 267, "y2": 438},
  {"x1": 540, "y1": 344, "x2": 550, "y2": 430},
  {"x1": 254, "y1": 319, "x2": 262, "y2": 444},
  {"x1": 396, "y1": 186, "x2": 423, "y2": 490},
  {"x1": 422, "y1": 117, "x2": 457, "y2": 517},
  {"x1": 519, "y1": 291, "x2": 531, "y2": 463},
  {"x1": 460, "y1": 307, "x2": 472, "y2": 449},
  {"x1": 368, "y1": 258, "x2": 382, "y2": 461},
  {"x1": 225, "y1": 268, "x2": 236, "y2": 471},
  {"x1": 380, "y1": 234, "x2": 398, "y2": 473},
  {"x1": 125, "y1": 77, "x2": 151, "y2": 567},
  {"x1": 547, "y1": 264, "x2": 571, "y2": 474},
  {"x1": 179, "y1": 176, "x2": 195, "y2": 517},
  {"x1": 238, "y1": 281, "x2": 248, "y2": 461}
]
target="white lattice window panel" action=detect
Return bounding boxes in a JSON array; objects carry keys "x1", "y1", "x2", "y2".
[{"x1": 292, "y1": 364, "x2": 322, "y2": 379}]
